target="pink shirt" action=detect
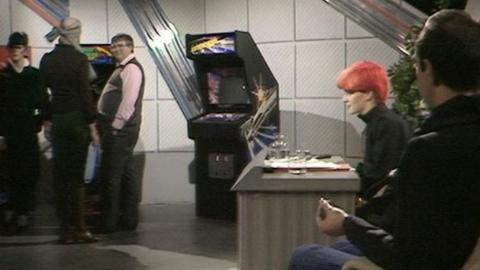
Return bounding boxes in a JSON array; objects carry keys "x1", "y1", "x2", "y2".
[{"x1": 111, "y1": 53, "x2": 143, "y2": 129}]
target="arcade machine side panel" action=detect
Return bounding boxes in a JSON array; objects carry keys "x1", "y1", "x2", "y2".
[
  {"x1": 235, "y1": 31, "x2": 280, "y2": 157},
  {"x1": 194, "y1": 137, "x2": 249, "y2": 220}
]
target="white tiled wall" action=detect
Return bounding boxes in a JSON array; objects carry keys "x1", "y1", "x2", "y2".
[
  {"x1": 295, "y1": 0, "x2": 344, "y2": 40},
  {"x1": 257, "y1": 43, "x2": 295, "y2": 98},
  {"x1": 296, "y1": 41, "x2": 345, "y2": 98},
  {"x1": 5, "y1": 0, "x2": 405, "y2": 203},
  {"x1": 206, "y1": 0, "x2": 248, "y2": 33},
  {"x1": 0, "y1": 0, "x2": 10, "y2": 43},
  {"x1": 249, "y1": 0, "x2": 294, "y2": 42}
]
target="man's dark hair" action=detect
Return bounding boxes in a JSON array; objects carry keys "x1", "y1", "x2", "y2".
[
  {"x1": 8, "y1": 32, "x2": 29, "y2": 47},
  {"x1": 415, "y1": 9, "x2": 480, "y2": 93},
  {"x1": 111, "y1": 33, "x2": 134, "y2": 47}
]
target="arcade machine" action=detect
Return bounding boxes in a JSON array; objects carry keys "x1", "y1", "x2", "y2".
[
  {"x1": 82, "y1": 44, "x2": 116, "y2": 102},
  {"x1": 81, "y1": 44, "x2": 116, "y2": 220},
  {"x1": 186, "y1": 31, "x2": 279, "y2": 220}
]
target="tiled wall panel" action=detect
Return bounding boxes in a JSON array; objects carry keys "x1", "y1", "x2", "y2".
[
  {"x1": 249, "y1": 0, "x2": 294, "y2": 42},
  {"x1": 258, "y1": 43, "x2": 295, "y2": 98},
  {"x1": 296, "y1": 0, "x2": 344, "y2": 40},
  {"x1": 107, "y1": 0, "x2": 143, "y2": 45},
  {"x1": 70, "y1": 0, "x2": 108, "y2": 44},
  {"x1": 0, "y1": 0, "x2": 10, "y2": 44},
  {"x1": 135, "y1": 47, "x2": 158, "y2": 100},
  {"x1": 136, "y1": 101, "x2": 158, "y2": 152},
  {"x1": 295, "y1": 100, "x2": 345, "y2": 156},
  {"x1": 157, "y1": 100, "x2": 194, "y2": 152},
  {"x1": 160, "y1": 0, "x2": 205, "y2": 38},
  {"x1": 296, "y1": 41, "x2": 345, "y2": 98},
  {"x1": 347, "y1": 39, "x2": 400, "y2": 69},
  {"x1": 206, "y1": 0, "x2": 248, "y2": 33}
]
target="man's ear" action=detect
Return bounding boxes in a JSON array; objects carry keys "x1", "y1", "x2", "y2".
[{"x1": 422, "y1": 59, "x2": 438, "y2": 85}]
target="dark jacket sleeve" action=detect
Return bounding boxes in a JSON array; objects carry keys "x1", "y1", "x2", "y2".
[
  {"x1": 344, "y1": 136, "x2": 448, "y2": 270},
  {"x1": 361, "y1": 117, "x2": 411, "y2": 197},
  {"x1": 39, "y1": 55, "x2": 52, "y2": 121},
  {"x1": 31, "y1": 68, "x2": 50, "y2": 129},
  {"x1": 77, "y1": 56, "x2": 96, "y2": 124},
  {"x1": 343, "y1": 215, "x2": 396, "y2": 268}
]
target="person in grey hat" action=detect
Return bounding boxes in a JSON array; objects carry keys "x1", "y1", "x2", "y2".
[
  {"x1": 40, "y1": 17, "x2": 100, "y2": 244},
  {"x1": 0, "y1": 32, "x2": 48, "y2": 235}
]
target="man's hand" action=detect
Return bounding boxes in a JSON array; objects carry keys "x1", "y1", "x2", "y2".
[
  {"x1": 89, "y1": 123, "x2": 100, "y2": 146},
  {"x1": 316, "y1": 198, "x2": 349, "y2": 237}
]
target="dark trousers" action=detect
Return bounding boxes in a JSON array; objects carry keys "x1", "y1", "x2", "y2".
[
  {"x1": 99, "y1": 122, "x2": 140, "y2": 231},
  {"x1": 288, "y1": 240, "x2": 363, "y2": 270},
  {"x1": 4, "y1": 120, "x2": 40, "y2": 215},
  {"x1": 52, "y1": 111, "x2": 89, "y2": 231}
]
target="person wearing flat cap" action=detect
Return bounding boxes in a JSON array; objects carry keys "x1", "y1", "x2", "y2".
[
  {"x1": 39, "y1": 17, "x2": 100, "y2": 244},
  {"x1": 0, "y1": 32, "x2": 48, "y2": 235}
]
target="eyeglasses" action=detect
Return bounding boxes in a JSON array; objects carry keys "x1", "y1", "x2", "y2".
[{"x1": 110, "y1": 43, "x2": 131, "y2": 49}]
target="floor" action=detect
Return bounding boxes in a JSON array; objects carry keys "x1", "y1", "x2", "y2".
[{"x1": 0, "y1": 202, "x2": 238, "y2": 270}]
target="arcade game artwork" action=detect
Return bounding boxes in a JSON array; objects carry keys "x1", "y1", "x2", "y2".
[{"x1": 81, "y1": 44, "x2": 116, "y2": 101}]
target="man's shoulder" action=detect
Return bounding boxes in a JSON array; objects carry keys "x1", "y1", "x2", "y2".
[
  {"x1": 121, "y1": 59, "x2": 144, "y2": 76},
  {"x1": 124, "y1": 58, "x2": 144, "y2": 70}
]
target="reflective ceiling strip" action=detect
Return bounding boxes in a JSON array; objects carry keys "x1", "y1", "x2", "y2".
[
  {"x1": 119, "y1": 0, "x2": 203, "y2": 120},
  {"x1": 18, "y1": 0, "x2": 68, "y2": 27},
  {"x1": 322, "y1": 0, "x2": 427, "y2": 55}
]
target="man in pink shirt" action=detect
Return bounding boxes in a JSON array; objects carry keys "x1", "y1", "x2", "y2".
[{"x1": 97, "y1": 33, "x2": 144, "y2": 233}]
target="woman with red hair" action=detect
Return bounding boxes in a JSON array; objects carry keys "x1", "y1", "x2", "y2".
[{"x1": 338, "y1": 61, "x2": 411, "y2": 206}]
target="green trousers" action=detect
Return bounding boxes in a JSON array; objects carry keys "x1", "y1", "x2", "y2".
[{"x1": 52, "y1": 111, "x2": 89, "y2": 231}]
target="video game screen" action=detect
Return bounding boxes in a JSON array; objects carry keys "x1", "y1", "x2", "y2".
[
  {"x1": 190, "y1": 33, "x2": 235, "y2": 55},
  {"x1": 206, "y1": 67, "x2": 250, "y2": 107},
  {"x1": 81, "y1": 44, "x2": 116, "y2": 99}
]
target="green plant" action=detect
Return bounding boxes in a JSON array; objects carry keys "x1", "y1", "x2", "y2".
[
  {"x1": 388, "y1": 1, "x2": 451, "y2": 128},
  {"x1": 387, "y1": 27, "x2": 424, "y2": 128}
]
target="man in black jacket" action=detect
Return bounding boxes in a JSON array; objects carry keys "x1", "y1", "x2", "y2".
[
  {"x1": 40, "y1": 17, "x2": 99, "y2": 244},
  {"x1": 289, "y1": 10, "x2": 480, "y2": 270},
  {"x1": 0, "y1": 32, "x2": 48, "y2": 234}
]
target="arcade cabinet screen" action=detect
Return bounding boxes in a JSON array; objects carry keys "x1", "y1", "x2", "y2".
[
  {"x1": 81, "y1": 44, "x2": 116, "y2": 99},
  {"x1": 190, "y1": 33, "x2": 235, "y2": 55},
  {"x1": 207, "y1": 68, "x2": 250, "y2": 106}
]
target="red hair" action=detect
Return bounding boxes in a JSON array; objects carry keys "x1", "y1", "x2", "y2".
[{"x1": 336, "y1": 61, "x2": 388, "y2": 103}]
